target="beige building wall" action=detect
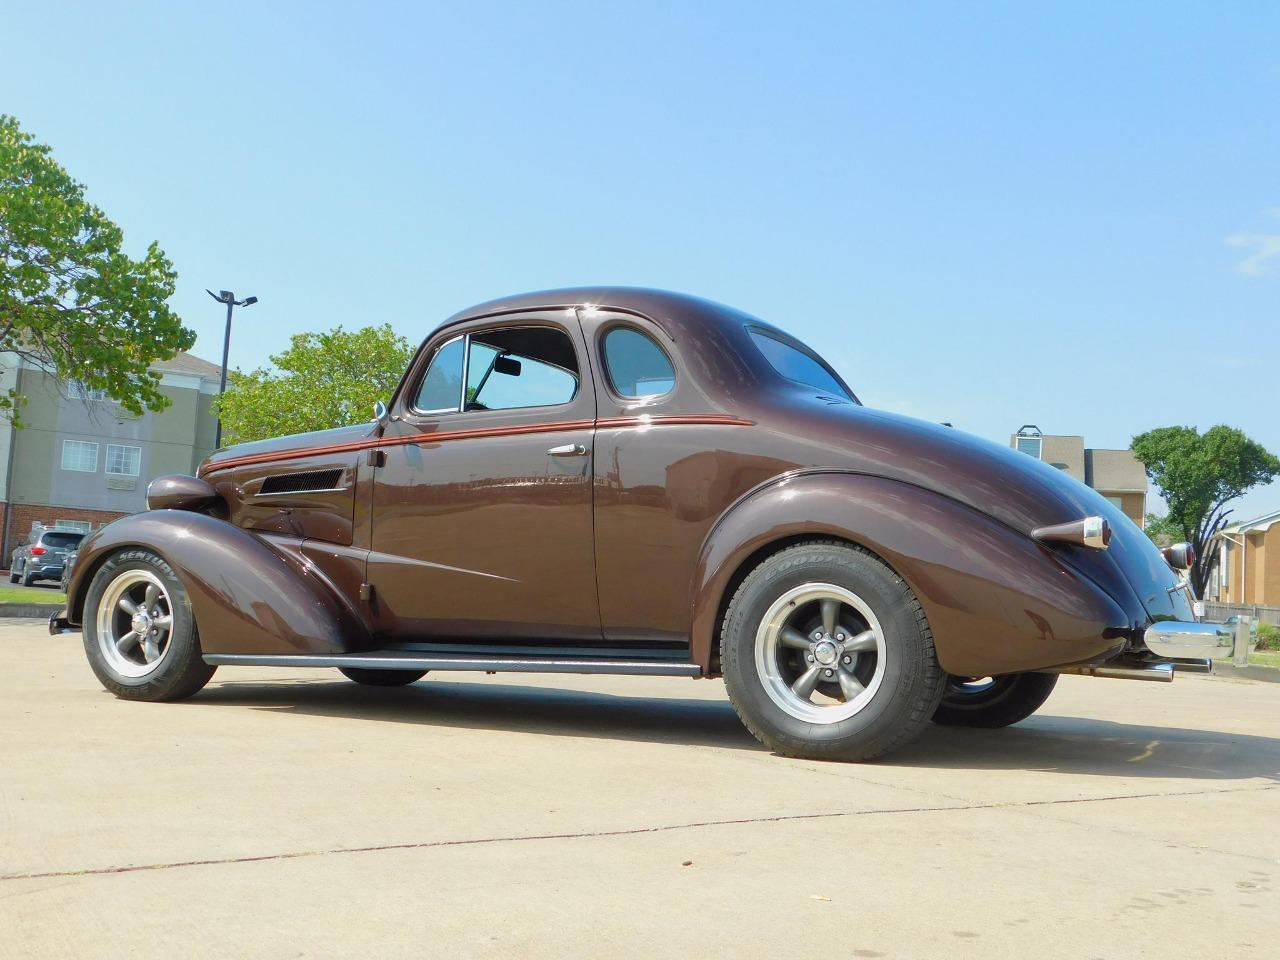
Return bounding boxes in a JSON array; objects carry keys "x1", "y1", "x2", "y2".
[{"x1": 1223, "y1": 528, "x2": 1277, "y2": 604}]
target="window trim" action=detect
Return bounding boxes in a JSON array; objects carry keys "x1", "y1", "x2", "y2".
[
  {"x1": 598, "y1": 321, "x2": 679, "y2": 404},
  {"x1": 408, "y1": 324, "x2": 583, "y2": 418},
  {"x1": 60, "y1": 439, "x2": 99, "y2": 473},
  {"x1": 745, "y1": 325, "x2": 858, "y2": 404},
  {"x1": 105, "y1": 443, "x2": 142, "y2": 477}
]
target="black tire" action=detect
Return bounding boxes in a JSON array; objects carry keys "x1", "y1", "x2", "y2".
[
  {"x1": 82, "y1": 548, "x2": 216, "y2": 702},
  {"x1": 21, "y1": 564, "x2": 35, "y2": 586},
  {"x1": 8, "y1": 569, "x2": 17, "y2": 584},
  {"x1": 932, "y1": 672, "x2": 1058, "y2": 728},
  {"x1": 339, "y1": 667, "x2": 428, "y2": 686},
  {"x1": 721, "y1": 541, "x2": 945, "y2": 762}
]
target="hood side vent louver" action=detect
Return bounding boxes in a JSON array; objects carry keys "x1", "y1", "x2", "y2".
[{"x1": 259, "y1": 468, "x2": 344, "y2": 495}]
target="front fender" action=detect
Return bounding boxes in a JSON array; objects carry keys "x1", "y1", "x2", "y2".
[
  {"x1": 66, "y1": 511, "x2": 368, "y2": 656},
  {"x1": 690, "y1": 472, "x2": 1132, "y2": 677}
]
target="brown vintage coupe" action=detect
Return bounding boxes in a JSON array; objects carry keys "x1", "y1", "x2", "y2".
[{"x1": 54, "y1": 288, "x2": 1231, "y2": 761}]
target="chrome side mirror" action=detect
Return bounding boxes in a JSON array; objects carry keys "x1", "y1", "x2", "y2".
[{"x1": 372, "y1": 400, "x2": 388, "y2": 423}]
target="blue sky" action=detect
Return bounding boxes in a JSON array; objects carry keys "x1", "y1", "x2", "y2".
[{"x1": 6, "y1": 1, "x2": 1279, "y2": 518}]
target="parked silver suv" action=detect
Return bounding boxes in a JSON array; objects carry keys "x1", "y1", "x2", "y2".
[{"x1": 9, "y1": 529, "x2": 86, "y2": 587}]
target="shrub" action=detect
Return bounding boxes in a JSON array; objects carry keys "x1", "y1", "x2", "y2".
[{"x1": 1256, "y1": 622, "x2": 1280, "y2": 651}]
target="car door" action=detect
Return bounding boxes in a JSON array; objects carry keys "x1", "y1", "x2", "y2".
[{"x1": 367, "y1": 311, "x2": 600, "y2": 641}]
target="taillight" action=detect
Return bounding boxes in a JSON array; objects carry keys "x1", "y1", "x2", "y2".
[
  {"x1": 30, "y1": 546, "x2": 46, "y2": 556},
  {"x1": 1161, "y1": 542, "x2": 1195, "y2": 571}
]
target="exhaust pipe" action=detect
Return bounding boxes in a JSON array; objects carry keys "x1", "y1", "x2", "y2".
[
  {"x1": 1055, "y1": 662, "x2": 1174, "y2": 682},
  {"x1": 1050, "y1": 657, "x2": 1213, "y2": 682}
]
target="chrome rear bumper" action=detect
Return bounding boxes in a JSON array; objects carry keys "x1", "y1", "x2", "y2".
[{"x1": 1143, "y1": 620, "x2": 1233, "y2": 661}]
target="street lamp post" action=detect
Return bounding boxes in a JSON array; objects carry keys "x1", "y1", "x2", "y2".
[{"x1": 206, "y1": 289, "x2": 257, "y2": 449}]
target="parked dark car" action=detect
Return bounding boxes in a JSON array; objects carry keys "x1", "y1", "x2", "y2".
[
  {"x1": 53, "y1": 289, "x2": 1230, "y2": 761},
  {"x1": 11, "y1": 528, "x2": 85, "y2": 587}
]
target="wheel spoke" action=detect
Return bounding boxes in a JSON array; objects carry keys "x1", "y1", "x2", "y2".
[
  {"x1": 778, "y1": 626, "x2": 812, "y2": 650},
  {"x1": 144, "y1": 584, "x2": 161, "y2": 612},
  {"x1": 837, "y1": 667, "x2": 866, "y2": 702},
  {"x1": 820, "y1": 599, "x2": 839, "y2": 636},
  {"x1": 152, "y1": 614, "x2": 173, "y2": 630},
  {"x1": 117, "y1": 596, "x2": 139, "y2": 617},
  {"x1": 842, "y1": 629, "x2": 877, "y2": 653},
  {"x1": 142, "y1": 636, "x2": 161, "y2": 662},
  {"x1": 114, "y1": 630, "x2": 140, "y2": 655},
  {"x1": 791, "y1": 664, "x2": 822, "y2": 700}
]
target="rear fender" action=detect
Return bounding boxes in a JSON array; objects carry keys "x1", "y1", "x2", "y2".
[
  {"x1": 690, "y1": 472, "x2": 1131, "y2": 677},
  {"x1": 66, "y1": 511, "x2": 368, "y2": 656}
]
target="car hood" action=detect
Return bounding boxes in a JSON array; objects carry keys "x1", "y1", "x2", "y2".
[
  {"x1": 199, "y1": 422, "x2": 378, "y2": 476},
  {"x1": 773, "y1": 402, "x2": 1187, "y2": 623}
]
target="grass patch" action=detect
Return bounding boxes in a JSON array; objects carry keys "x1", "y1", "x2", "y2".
[
  {"x1": 0, "y1": 586, "x2": 65, "y2": 604},
  {"x1": 1247, "y1": 649, "x2": 1280, "y2": 669}
]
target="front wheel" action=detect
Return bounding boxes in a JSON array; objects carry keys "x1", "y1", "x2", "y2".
[
  {"x1": 83, "y1": 548, "x2": 215, "y2": 701},
  {"x1": 932, "y1": 672, "x2": 1058, "y2": 728},
  {"x1": 721, "y1": 541, "x2": 945, "y2": 762}
]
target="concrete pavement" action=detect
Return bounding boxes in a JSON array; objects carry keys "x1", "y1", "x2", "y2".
[{"x1": 1, "y1": 621, "x2": 1277, "y2": 958}]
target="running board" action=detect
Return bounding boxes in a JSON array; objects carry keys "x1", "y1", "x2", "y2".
[{"x1": 202, "y1": 652, "x2": 703, "y2": 678}]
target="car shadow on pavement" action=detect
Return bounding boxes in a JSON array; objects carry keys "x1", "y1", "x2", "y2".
[
  {"x1": 196, "y1": 678, "x2": 1280, "y2": 781},
  {"x1": 201, "y1": 678, "x2": 760, "y2": 751},
  {"x1": 892, "y1": 715, "x2": 1280, "y2": 782}
]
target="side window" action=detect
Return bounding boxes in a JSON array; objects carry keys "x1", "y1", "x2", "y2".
[
  {"x1": 601, "y1": 327, "x2": 675, "y2": 399},
  {"x1": 414, "y1": 336, "x2": 465, "y2": 412},
  {"x1": 464, "y1": 327, "x2": 579, "y2": 411}
]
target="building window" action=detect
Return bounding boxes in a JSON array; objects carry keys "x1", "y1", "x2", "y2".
[
  {"x1": 55, "y1": 519, "x2": 93, "y2": 534},
  {"x1": 1015, "y1": 435, "x2": 1042, "y2": 459},
  {"x1": 105, "y1": 444, "x2": 142, "y2": 476},
  {"x1": 61, "y1": 440, "x2": 99, "y2": 473},
  {"x1": 1104, "y1": 495, "x2": 1124, "y2": 510},
  {"x1": 1013, "y1": 424, "x2": 1043, "y2": 459},
  {"x1": 69, "y1": 380, "x2": 108, "y2": 402}
]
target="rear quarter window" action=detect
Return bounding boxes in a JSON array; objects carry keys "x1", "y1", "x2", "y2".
[{"x1": 601, "y1": 327, "x2": 676, "y2": 399}]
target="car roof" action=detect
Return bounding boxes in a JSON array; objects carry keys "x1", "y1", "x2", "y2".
[{"x1": 442, "y1": 286, "x2": 789, "y2": 342}]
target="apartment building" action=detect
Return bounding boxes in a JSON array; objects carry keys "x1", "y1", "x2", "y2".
[
  {"x1": 1206, "y1": 509, "x2": 1280, "y2": 605},
  {"x1": 1009, "y1": 425, "x2": 1148, "y2": 528},
  {"x1": 0, "y1": 352, "x2": 221, "y2": 558}
]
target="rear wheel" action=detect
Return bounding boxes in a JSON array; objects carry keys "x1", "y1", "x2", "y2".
[
  {"x1": 83, "y1": 549, "x2": 215, "y2": 701},
  {"x1": 932, "y1": 672, "x2": 1058, "y2": 728},
  {"x1": 339, "y1": 668, "x2": 428, "y2": 687},
  {"x1": 21, "y1": 564, "x2": 35, "y2": 586},
  {"x1": 721, "y1": 541, "x2": 945, "y2": 762}
]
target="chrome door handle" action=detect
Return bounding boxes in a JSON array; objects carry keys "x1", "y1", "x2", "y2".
[{"x1": 547, "y1": 443, "x2": 587, "y2": 457}]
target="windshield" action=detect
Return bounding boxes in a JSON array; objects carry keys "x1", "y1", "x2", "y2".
[{"x1": 748, "y1": 328, "x2": 855, "y2": 402}]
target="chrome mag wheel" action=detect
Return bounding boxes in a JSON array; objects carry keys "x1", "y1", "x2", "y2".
[
  {"x1": 96, "y1": 569, "x2": 175, "y2": 679},
  {"x1": 754, "y1": 582, "x2": 887, "y2": 724}
]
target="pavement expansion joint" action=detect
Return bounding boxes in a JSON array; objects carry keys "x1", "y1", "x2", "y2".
[{"x1": 3, "y1": 782, "x2": 1275, "y2": 885}]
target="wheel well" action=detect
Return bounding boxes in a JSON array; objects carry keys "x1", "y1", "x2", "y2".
[
  {"x1": 707, "y1": 533, "x2": 888, "y2": 675},
  {"x1": 68, "y1": 544, "x2": 147, "y2": 624}
]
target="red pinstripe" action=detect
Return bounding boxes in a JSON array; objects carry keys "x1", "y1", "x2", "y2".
[{"x1": 200, "y1": 414, "x2": 754, "y2": 476}]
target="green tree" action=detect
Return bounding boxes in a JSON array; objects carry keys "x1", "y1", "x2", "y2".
[
  {"x1": 1131, "y1": 425, "x2": 1280, "y2": 596},
  {"x1": 0, "y1": 115, "x2": 192, "y2": 423},
  {"x1": 217, "y1": 324, "x2": 414, "y2": 445}
]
